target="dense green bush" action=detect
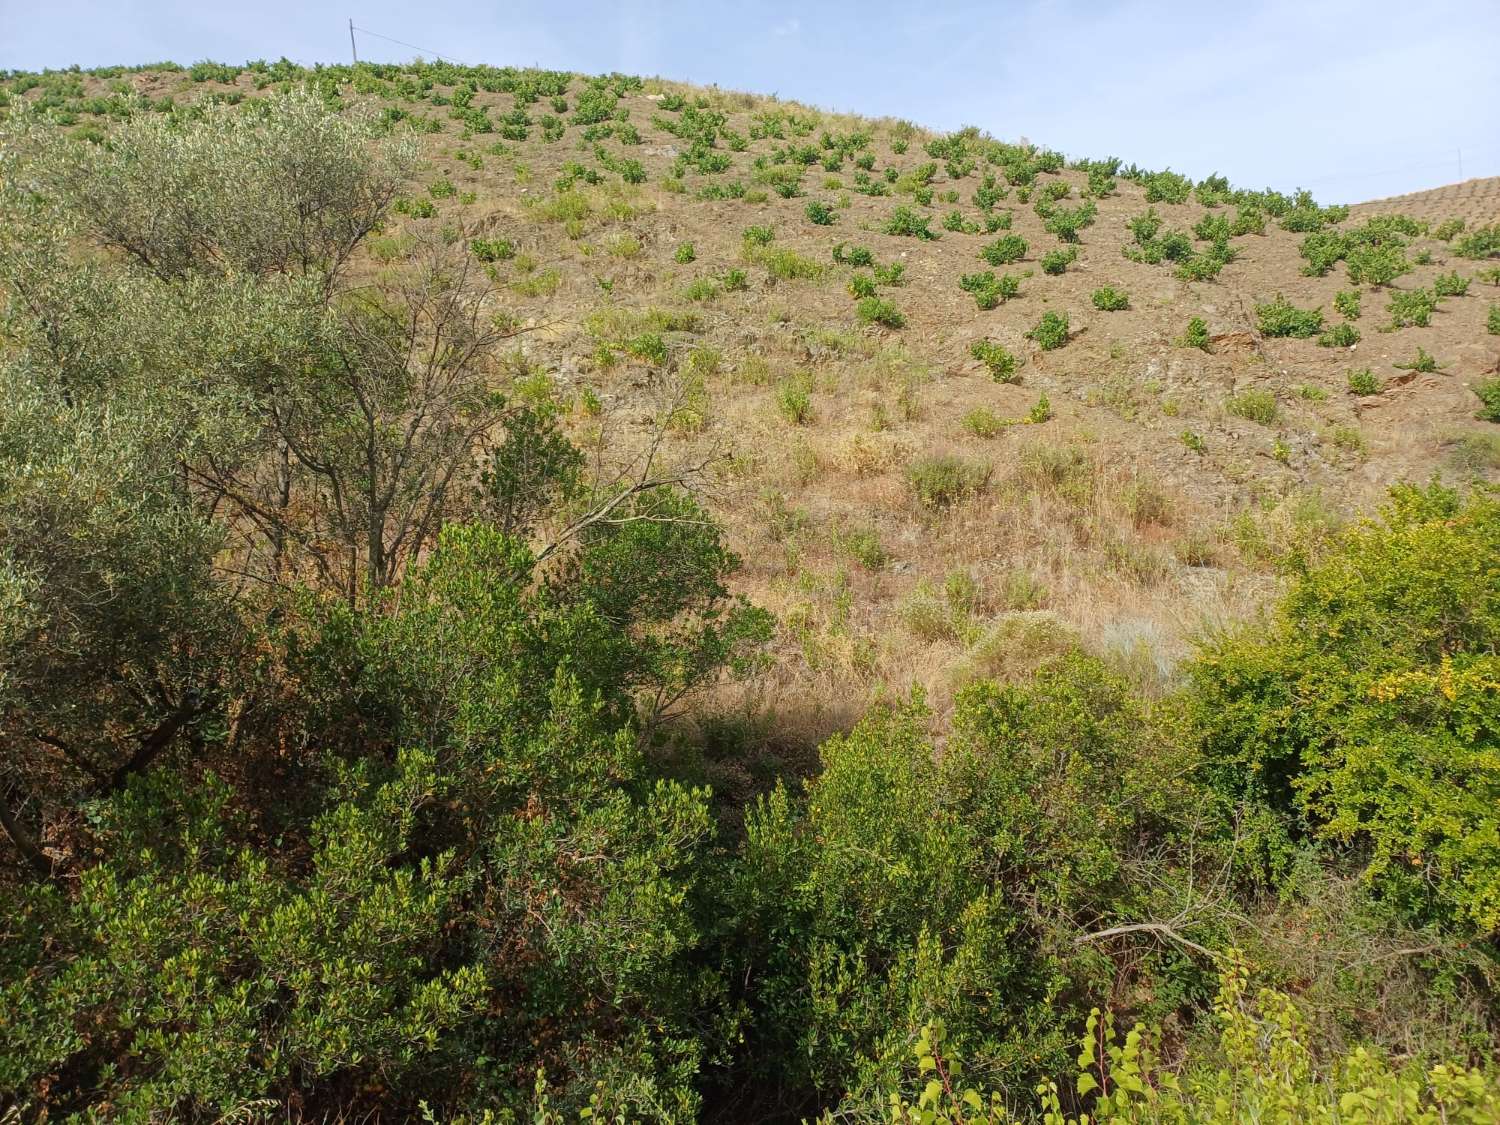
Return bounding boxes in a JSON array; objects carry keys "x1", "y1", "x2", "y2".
[
  {"x1": 1388, "y1": 286, "x2": 1438, "y2": 328},
  {"x1": 971, "y1": 339, "x2": 1020, "y2": 381},
  {"x1": 980, "y1": 233, "x2": 1027, "y2": 265},
  {"x1": 1256, "y1": 293, "x2": 1324, "y2": 337},
  {"x1": 857, "y1": 295, "x2": 906, "y2": 328},
  {"x1": 885, "y1": 204, "x2": 939, "y2": 239},
  {"x1": 1027, "y1": 310, "x2": 1070, "y2": 350},
  {"x1": 1192, "y1": 482, "x2": 1500, "y2": 934},
  {"x1": 1091, "y1": 285, "x2": 1129, "y2": 311}
]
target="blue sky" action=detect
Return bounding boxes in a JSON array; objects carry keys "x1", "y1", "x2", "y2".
[{"x1": 4, "y1": 0, "x2": 1498, "y2": 204}]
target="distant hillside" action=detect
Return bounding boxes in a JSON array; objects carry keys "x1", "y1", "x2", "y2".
[
  {"x1": 1354, "y1": 175, "x2": 1500, "y2": 226},
  {"x1": 4, "y1": 61, "x2": 1499, "y2": 721}
]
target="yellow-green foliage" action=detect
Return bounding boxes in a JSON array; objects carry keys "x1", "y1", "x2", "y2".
[
  {"x1": 1192, "y1": 483, "x2": 1500, "y2": 934},
  {"x1": 877, "y1": 952, "x2": 1498, "y2": 1123}
]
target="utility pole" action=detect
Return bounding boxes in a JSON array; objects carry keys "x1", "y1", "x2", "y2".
[{"x1": 349, "y1": 19, "x2": 358, "y2": 65}]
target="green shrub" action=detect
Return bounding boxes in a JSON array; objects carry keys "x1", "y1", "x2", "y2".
[
  {"x1": 1317, "y1": 322, "x2": 1360, "y2": 347},
  {"x1": 906, "y1": 454, "x2": 991, "y2": 506},
  {"x1": 1039, "y1": 247, "x2": 1077, "y2": 275},
  {"x1": 1347, "y1": 367, "x2": 1382, "y2": 395},
  {"x1": 469, "y1": 235, "x2": 515, "y2": 262},
  {"x1": 941, "y1": 209, "x2": 979, "y2": 234},
  {"x1": 880, "y1": 957, "x2": 1500, "y2": 1124},
  {"x1": 743, "y1": 224, "x2": 775, "y2": 247},
  {"x1": 1453, "y1": 224, "x2": 1500, "y2": 259},
  {"x1": 1490, "y1": 304, "x2": 1500, "y2": 335},
  {"x1": 1388, "y1": 287, "x2": 1438, "y2": 328},
  {"x1": 1256, "y1": 293, "x2": 1323, "y2": 338},
  {"x1": 1475, "y1": 378, "x2": 1500, "y2": 421},
  {"x1": 1142, "y1": 168, "x2": 1192, "y2": 203},
  {"x1": 674, "y1": 241, "x2": 696, "y2": 263},
  {"x1": 1042, "y1": 200, "x2": 1097, "y2": 243},
  {"x1": 1434, "y1": 217, "x2": 1466, "y2": 241},
  {"x1": 884, "y1": 205, "x2": 938, "y2": 239},
  {"x1": 963, "y1": 406, "x2": 1004, "y2": 438},
  {"x1": 805, "y1": 199, "x2": 836, "y2": 225},
  {"x1": 1345, "y1": 242, "x2": 1411, "y2": 287},
  {"x1": 1090, "y1": 285, "x2": 1129, "y2": 311},
  {"x1": 1026, "y1": 311, "x2": 1070, "y2": 350},
  {"x1": 1433, "y1": 270, "x2": 1470, "y2": 297},
  {"x1": 1192, "y1": 482, "x2": 1500, "y2": 933},
  {"x1": 849, "y1": 272, "x2": 877, "y2": 299},
  {"x1": 1395, "y1": 347, "x2": 1441, "y2": 373},
  {"x1": 1177, "y1": 317, "x2": 1212, "y2": 350},
  {"x1": 979, "y1": 234, "x2": 1027, "y2": 265},
  {"x1": 832, "y1": 242, "x2": 876, "y2": 267},
  {"x1": 959, "y1": 270, "x2": 1018, "y2": 310},
  {"x1": 1334, "y1": 288, "x2": 1361, "y2": 320},
  {"x1": 971, "y1": 339, "x2": 1019, "y2": 382},
  {"x1": 1181, "y1": 429, "x2": 1206, "y2": 453},
  {"x1": 1225, "y1": 388, "x2": 1278, "y2": 425},
  {"x1": 1026, "y1": 394, "x2": 1053, "y2": 423},
  {"x1": 776, "y1": 375, "x2": 813, "y2": 424},
  {"x1": 857, "y1": 296, "x2": 905, "y2": 328}
]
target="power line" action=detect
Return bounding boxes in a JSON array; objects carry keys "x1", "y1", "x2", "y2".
[{"x1": 348, "y1": 23, "x2": 472, "y2": 67}]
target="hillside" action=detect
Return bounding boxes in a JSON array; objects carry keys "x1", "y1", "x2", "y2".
[
  {"x1": 5, "y1": 63, "x2": 1498, "y2": 732},
  {"x1": 1352, "y1": 175, "x2": 1500, "y2": 227},
  {"x1": 1, "y1": 59, "x2": 1499, "y2": 1123}
]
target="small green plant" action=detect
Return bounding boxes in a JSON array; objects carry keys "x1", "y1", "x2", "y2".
[
  {"x1": 1317, "y1": 322, "x2": 1360, "y2": 347},
  {"x1": 1256, "y1": 293, "x2": 1324, "y2": 337},
  {"x1": 1039, "y1": 247, "x2": 1077, "y2": 275},
  {"x1": 1395, "y1": 347, "x2": 1442, "y2": 373},
  {"x1": 963, "y1": 407, "x2": 1004, "y2": 438},
  {"x1": 979, "y1": 234, "x2": 1027, "y2": 265},
  {"x1": 1433, "y1": 270, "x2": 1470, "y2": 297},
  {"x1": 970, "y1": 340, "x2": 1019, "y2": 382},
  {"x1": 906, "y1": 454, "x2": 990, "y2": 507},
  {"x1": 1026, "y1": 311, "x2": 1070, "y2": 351},
  {"x1": 625, "y1": 332, "x2": 668, "y2": 365},
  {"x1": 469, "y1": 236, "x2": 515, "y2": 262},
  {"x1": 804, "y1": 200, "x2": 836, "y2": 225},
  {"x1": 1489, "y1": 304, "x2": 1500, "y2": 334},
  {"x1": 1226, "y1": 388, "x2": 1279, "y2": 425},
  {"x1": 674, "y1": 241, "x2": 696, "y2": 263},
  {"x1": 1388, "y1": 287, "x2": 1438, "y2": 328},
  {"x1": 1334, "y1": 288, "x2": 1361, "y2": 319},
  {"x1": 428, "y1": 177, "x2": 457, "y2": 198},
  {"x1": 742, "y1": 224, "x2": 775, "y2": 247},
  {"x1": 1181, "y1": 429, "x2": 1206, "y2": 453},
  {"x1": 1346, "y1": 367, "x2": 1382, "y2": 395},
  {"x1": 836, "y1": 525, "x2": 887, "y2": 569},
  {"x1": 721, "y1": 268, "x2": 749, "y2": 292},
  {"x1": 959, "y1": 271, "x2": 1018, "y2": 309},
  {"x1": 1026, "y1": 394, "x2": 1053, "y2": 423},
  {"x1": 775, "y1": 375, "x2": 813, "y2": 424},
  {"x1": 1090, "y1": 285, "x2": 1129, "y2": 311},
  {"x1": 1474, "y1": 378, "x2": 1500, "y2": 421},
  {"x1": 832, "y1": 243, "x2": 875, "y2": 267},
  {"x1": 1297, "y1": 383, "x2": 1330, "y2": 401},
  {"x1": 941, "y1": 210, "x2": 979, "y2": 233},
  {"x1": 1177, "y1": 316, "x2": 1212, "y2": 350},
  {"x1": 857, "y1": 296, "x2": 905, "y2": 328},
  {"x1": 884, "y1": 205, "x2": 938, "y2": 239}
]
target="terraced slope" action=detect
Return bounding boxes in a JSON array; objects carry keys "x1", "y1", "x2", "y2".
[
  {"x1": 1353, "y1": 175, "x2": 1500, "y2": 227},
  {"x1": 5, "y1": 62, "x2": 1499, "y2": 732}
]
